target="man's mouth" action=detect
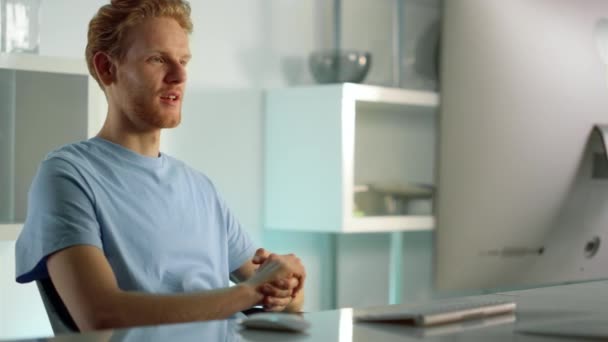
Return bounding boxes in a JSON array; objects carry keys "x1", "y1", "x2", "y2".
[{"x1": 160, "y1": 93, "x2": 181, "y2": 102}]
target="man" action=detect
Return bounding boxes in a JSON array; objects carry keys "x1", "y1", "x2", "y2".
[{"x1": 15, "y1": 0, "x2": 305, "y2": 332}]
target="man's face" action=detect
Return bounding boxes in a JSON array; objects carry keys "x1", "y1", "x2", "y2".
[{"x1": 111, "y1": 17, "x2": 191, "y2": 130}]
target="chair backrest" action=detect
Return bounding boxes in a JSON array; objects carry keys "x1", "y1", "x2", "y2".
[{"x1": 36, "y1": 278, "x2": 79, "y2": 334}]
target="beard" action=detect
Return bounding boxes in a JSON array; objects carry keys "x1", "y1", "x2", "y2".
[
  {"x1": 136, "y1": 109, "x2": 181, "y2": 129},
  {"x1": 130, "y1": 96, "x2": 182, "y2": 129}
]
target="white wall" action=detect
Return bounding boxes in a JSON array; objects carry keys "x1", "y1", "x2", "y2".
[
  {"x1": 39, "y1": 0, "x2": 107, "y2": 58},
  {"x1": 2, "y1": 0, "x2": 440, "y2": 339},
  {"x1": 40, "y1": 0, "x2": 318, "y2": 88}
]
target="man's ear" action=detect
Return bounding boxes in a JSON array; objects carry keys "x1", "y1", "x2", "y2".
[{"x1": 93, "y1": 51, "x2": 116, "y2": 86}]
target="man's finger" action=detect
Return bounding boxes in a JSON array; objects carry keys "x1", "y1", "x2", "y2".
[
  {"x1": 252, "y1": 248, "x2": 268, "y2": 264},
  {"x1": 264, "y1": 296, "x2": 292, "y2": 310},
  {"x1": 262, "y1": 284, "x2": 293, "y2": 298},
  {"x1": 255, "y1": 248, "x2": 266, "y2": 256},
  {"x1": 293, "y1": 273, "x2": 306, "y2": 295},
  {"x1": 273, "y1": 277, "x2": 299, "y2": 290},
  {"x1": 264, "y1": 305, "x2": 287, "y2": 312}
]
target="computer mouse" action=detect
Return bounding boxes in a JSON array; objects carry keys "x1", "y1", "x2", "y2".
[{"x1": 240, "y1": 312, "x2": 311, "y2": 332}]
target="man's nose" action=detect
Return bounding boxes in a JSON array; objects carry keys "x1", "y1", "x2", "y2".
[{"x1": 165, "y1": 62, "x2": 187, "y2": 84}]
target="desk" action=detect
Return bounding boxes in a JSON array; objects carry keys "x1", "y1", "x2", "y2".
[{"x1": 5, "y1": 280, "x2": 608, "y2": 341}]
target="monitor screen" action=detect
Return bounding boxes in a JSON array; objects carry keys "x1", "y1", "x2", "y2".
[{"x1": 435, "y1": 0, "x2": 608, "y2": 291}]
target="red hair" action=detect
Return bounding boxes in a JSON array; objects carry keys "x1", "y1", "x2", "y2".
[{"x1": 86, "y1": 0, "x2": 193, "y2": 88}]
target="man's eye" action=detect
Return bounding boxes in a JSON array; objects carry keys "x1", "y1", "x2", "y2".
[{"x1": 150, "y1": 56, "x2": 164, "y2": 63}]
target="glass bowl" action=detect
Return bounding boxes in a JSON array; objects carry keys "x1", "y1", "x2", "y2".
[{"x1": 308, "y1": 50, "x2": 372, "y2": 84}]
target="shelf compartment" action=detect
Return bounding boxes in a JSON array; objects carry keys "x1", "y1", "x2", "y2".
[
  {"x1": 0, "y1": 54, "x2": 106, "y2": 225},
  {"x1": 264, "y1": 83, "x2": 438, "y2": 233}
]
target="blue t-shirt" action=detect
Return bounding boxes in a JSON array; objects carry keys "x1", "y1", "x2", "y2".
[{"x1": 15, "y1": 137, "x2": 256, "y2": 294}]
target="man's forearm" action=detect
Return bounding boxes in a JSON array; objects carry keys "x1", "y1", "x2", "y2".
[{"x1": 87, "y1": 283, "x2": 261, "y2": 331}]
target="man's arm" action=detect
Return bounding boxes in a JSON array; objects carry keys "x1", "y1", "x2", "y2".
[
  {"x1": 232, "y1": 248, "x2": 305, "y2": 313},
  {"x1": 47, "y1": 245, "x2": 297, "y2": 331}
]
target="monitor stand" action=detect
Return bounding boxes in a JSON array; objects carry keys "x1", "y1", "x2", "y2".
[{"x1": 517, "y1": 125, "x2": 608, "y2": 285}]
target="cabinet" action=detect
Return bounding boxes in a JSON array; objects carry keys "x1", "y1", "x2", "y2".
[
  {"x1": 264, "y1": 83, "x2": 438, "y2": 233},
  {"x1": 0, "y1": 53, "x2": 106, "y2": 240}
]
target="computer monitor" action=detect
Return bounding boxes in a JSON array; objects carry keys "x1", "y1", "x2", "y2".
[{"x1": 435, "y1": 0, "x2": 608, "y2": 291}]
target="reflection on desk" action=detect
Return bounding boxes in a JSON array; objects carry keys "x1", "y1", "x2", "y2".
[
  {"x1": 22, "y1": 320, "x2": 241, "y2": 342},
  {"x1": 112, "y1": 320, "x2": 240, "y2": 342},
  {"x1": 5, "y1": 280, "x2": 608, "y2": 342}
]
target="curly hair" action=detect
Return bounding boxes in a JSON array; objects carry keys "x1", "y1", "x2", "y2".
[{"x1": 86, "y1": 0, "x2": 193, "y2": 88}]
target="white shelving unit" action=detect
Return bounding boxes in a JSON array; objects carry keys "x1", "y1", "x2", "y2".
[
  {"x1": 264, "y1": 83, "x2": 439, "y2": 233},
  {"x1": 1, "y1": 53, "x2": 88, "y2": 74},
  {"x1": 0, "y1": 53, "x2": 106, "y2": 138},
  {"x1": 0, "y1": 224, "x2": 22, "y2": 241},
  {"x1": 0, "y1": 53, "x2": 106, "y2": 235}
]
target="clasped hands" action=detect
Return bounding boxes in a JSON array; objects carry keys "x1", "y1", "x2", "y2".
[{"x1": 246, "y1": 248, "x2": 305, "y2": 312}]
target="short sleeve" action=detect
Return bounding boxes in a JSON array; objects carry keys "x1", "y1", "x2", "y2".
[
  {"x1": 15, "y1": 157, "x2": 103, "y2": 283},
  {"x1": 213, "y1": 187, "x2": 256, "y2": 273}
]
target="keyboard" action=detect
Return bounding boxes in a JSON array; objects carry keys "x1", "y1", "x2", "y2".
[{"x1": 354, "y1": 298, "x2": 516, "y2": 326}]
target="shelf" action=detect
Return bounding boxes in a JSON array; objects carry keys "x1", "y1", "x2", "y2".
[
  {"x1": 346, "y1": 216, "x2": 434, "y2": 233},
  {"x1": 266, "y1": 216, "x2": 435, "y2": 233},
  {"x1": 0, "y1": 55, "x2": 107, "y2": 223},
  {"x1": 341, "y1": 83, "x2": 439, "y2": 107},
  {"x1": 0, "y1": 224, "x2": 22, "y2": 241},
  {"x1": 271, "y1": 83, "x2": 439, "y2": 107},
  {"x1": 264, "y1": 83, "x2": 438, "y2": 233},
  {"x1": 0, "y1": 53, "x2": 88, "y2": 75}
]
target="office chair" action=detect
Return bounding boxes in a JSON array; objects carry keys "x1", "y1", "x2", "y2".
[{"x1": 36, "y1": 278, "x2": 79, "y2": 334}]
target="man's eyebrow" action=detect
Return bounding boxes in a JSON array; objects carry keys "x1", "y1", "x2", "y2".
[{"x1": 145, "y1": 50, "x2": 191, "y2": 59}]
